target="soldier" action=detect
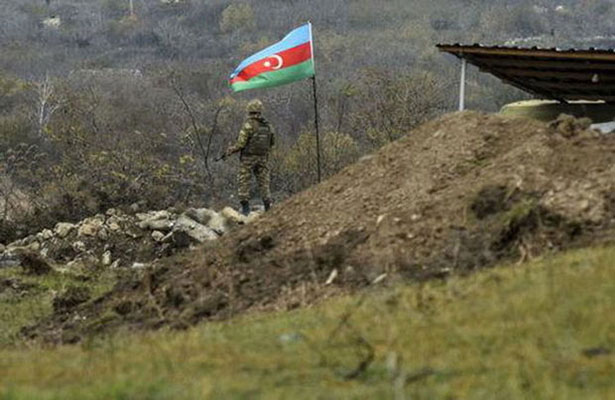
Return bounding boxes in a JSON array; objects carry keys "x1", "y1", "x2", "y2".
[{"x1": 223, "y1": 99, "x2": 275, "y2": 216}]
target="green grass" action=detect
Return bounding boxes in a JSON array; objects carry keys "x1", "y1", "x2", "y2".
[
  {"x1": 0, "y1": 267, "x2": 116, "y2": 346},
  {"x1": 1, "y1": 246, "x2": 614, "y2": 399}
]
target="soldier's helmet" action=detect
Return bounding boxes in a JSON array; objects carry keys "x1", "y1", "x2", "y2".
[{"x1": 247, "y1": 99, "x2": 264, "y2": 113}]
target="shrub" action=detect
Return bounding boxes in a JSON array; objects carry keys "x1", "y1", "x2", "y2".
[
  {"x1": 348, "y1": 69, "x2": 448, "y2": 147},
  {"x1": 272, "y1": 131, "x2": 360, "y2": 194},
  {"x1": 219, "y1": 3, "x2": 255, "y2": 34}
]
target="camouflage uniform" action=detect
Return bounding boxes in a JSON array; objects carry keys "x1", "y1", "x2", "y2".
[
  {"x1": 226, "y1": 102, "x2": 275, "y2": 210},
  {"x1": 238, "y1": 154, "x2": 271, "y2": 203}
]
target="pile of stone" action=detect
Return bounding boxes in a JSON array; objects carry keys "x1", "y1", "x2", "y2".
[{"x1": 0, "y1": 205, "x2": 260, "y2": 271}]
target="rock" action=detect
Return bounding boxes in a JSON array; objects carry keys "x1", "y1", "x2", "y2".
[
  {"x1": 124, "y1": 228, "x2": 143, "y2": 239},
  {"x1": 41, "y1": 229, "x2": 54, "y2": 240},
  {"x1": 129, "y1": 202, "x2": 141, "y2": 213},
  {"x1": 97, "y1": 228, "x2": 109, "y2": 241},
  {"x1": 23, "y1": 235, "x2": 37, "y2": 245},
  {"x1": 278, "y1": 332, "x2": 304, "y2": 344},
  {"x1": 130, "y1": 200, "x2": 147, "y2": 214},
  {"x1": 137, "y1": 211, "x2": 175, "y2": 231},
  {"x1": 72, "y1": 241, "x2": 87, "y2": 253},
  {"x1": 174, "y1": 215, "x2": 198, "y2": 230},
  {"x1": 138, "y1": 218, "x2": 174, "y2": 231},
  {"x1": 136, "y1": 210, "x2": 171, "y2": 222},
  {"x1": 246, "y1": 210, "x2": 264, "y2": 224},
  {"x1": 151, "y1": 230, "x2": 165, "y2": 242},
  {"x1": 55, "y1": 223, "x2": 76, "y2": 238},
  {"x1": 102, "y1": 251, "x2": 112, "y2": 266},
  {"x1": 110, "y1": 259, "x2": 121, "y2": 269},
  {"x1": 372, "y1": 273, "x2": 388, "y2": 284},
  {"x1": 185, "y1": 208, "x2": 228, "y2": 233},
  {"x1": 0, "y1": 244, "x2": 5, "y2": 253},
  {"x1": 207, "y1": 214, "x2": 228, "y2": 235},
  {"x1": 325, "y1": 269, "x2": 338, "y2": 285},
  {"x1": 549, "y1": 114, "x2": 593, "y2": 138},
  {"x1": 19, "y1": 251, "x2": 53, "y2": 275},
  {"x1": 7, "y1": 239, "x2": 23, "y2": 249},
  {"x1": 105, "y1": 208, "x2": 118, "y2": 216},
  {"x1": 105, "y1": 216, "x2": 122, "y2": 231},
  {"x1": 184, "y1": 208, "x2": 213, "y2": 225},
  {"x1": 163, "y1": 230, "x2": 192, "y2": 248},
  {"x1": 131, "y1": 262, "x2": 148, "y2": 269},
  {"x1": 174, "y1": 215, "x2": 218, "y2": 243},
  {"x1": 78, "y1": 217, "x2": 104, "y2": 237},
  {"x1": 222, "y1": 207, "x2": 248, "y2": 224}
]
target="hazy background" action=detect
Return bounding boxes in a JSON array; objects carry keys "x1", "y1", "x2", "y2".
[{"x1": 1, "y1": 0, "x2": 613, "y2": 242}]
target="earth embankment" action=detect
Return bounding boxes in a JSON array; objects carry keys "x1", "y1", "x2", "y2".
[{"x1": 26, "y1": 111, "x2": 615, "y2": 343}]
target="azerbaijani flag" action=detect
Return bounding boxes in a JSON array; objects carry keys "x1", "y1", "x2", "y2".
[{"x1": 229, "y1": 23, "x2": 315, "y2": 92}]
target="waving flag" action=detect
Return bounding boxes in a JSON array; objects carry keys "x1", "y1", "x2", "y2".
[{"x1": 229, "y1": 23, "x2": 315, "y2": 92}]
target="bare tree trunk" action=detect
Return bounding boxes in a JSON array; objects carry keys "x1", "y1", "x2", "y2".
[
  {"x1": 170, "y1": 74, "x2": 227, "y2": 202},
  {"x1": 34, "y1": 74, "x2": 60, "y2": 139}
]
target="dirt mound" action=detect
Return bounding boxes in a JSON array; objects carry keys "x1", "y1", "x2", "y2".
[{"x1": 25, "y1": 112, "x2": 615, "y2": 343}]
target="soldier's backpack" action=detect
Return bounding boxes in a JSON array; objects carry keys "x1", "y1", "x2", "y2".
[{"x1": 243, "y1": 118, "x2": 273, "y2": 156}]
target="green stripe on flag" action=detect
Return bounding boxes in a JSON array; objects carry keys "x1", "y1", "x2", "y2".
[{"x1": 231, "y1": 60, "x2": 315, "y2": 92}]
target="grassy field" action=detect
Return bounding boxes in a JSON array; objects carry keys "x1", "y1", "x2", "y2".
[
  {"x1": 1, "y1": 246, "x2": 614, "y2": 399},
  {"x1": 0, "y1": 266, "x2": 116, "y2": 347}
]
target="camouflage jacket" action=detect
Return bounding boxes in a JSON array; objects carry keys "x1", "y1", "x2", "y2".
[{"x1": 227, "y1": 115, "x2": 275, "y2": 157}]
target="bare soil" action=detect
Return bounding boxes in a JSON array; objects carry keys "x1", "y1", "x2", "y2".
[{"x1": 23, "y1": 112, "x2": 615, "y2": 343}]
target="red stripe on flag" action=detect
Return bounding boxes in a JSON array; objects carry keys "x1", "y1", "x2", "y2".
[{"x1": 230, "y1": 42, "x2": 312, "y2": 84}]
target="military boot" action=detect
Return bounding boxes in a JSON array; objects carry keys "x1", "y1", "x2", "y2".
[
  {"x1": 240, "y1": 201, "x2": 250, "y2": 216},
  {"x1": 263, "y1": 198, "x2": 272, "y2": 212}
]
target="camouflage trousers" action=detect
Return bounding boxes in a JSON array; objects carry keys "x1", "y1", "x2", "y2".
[{"x1": 238, "y1": 155, "x2": 271, "y2": 202}]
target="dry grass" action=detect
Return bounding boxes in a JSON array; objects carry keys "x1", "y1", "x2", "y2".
[{"x1": 1, "y1": 246, "x2": 614, "y2": 399}]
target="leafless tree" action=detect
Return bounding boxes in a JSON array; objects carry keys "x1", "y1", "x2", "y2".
[{"x1": 33, "y1": 74, "x2": 61, "y2": 139}]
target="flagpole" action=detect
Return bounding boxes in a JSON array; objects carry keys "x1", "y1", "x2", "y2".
[
  {"x1": 312, "y1": 76, "x2": 322, "y2": 183},
  {"x1": 308, "y1": 22, "x2": 322, "y2": 183}
]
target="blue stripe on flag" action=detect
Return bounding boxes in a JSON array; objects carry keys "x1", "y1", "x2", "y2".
[{"x1": 230, "y1": 24, "x2": 311, "y2": 78}]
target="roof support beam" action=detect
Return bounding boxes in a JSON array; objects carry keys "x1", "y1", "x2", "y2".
[
  {"x1": 438, "y1": 44, "x2": 615, "y2": 103},
  {"x1": 459, "y1": 58, "x2": 467, "y2": 111}
]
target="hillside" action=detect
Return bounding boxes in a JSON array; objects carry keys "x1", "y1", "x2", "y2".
[
  {"x1": 3, "y1": 242, "x2": 614, "y2": 399},
  {"x1": 23, "y1": 111, "x2": 615, "y2": 343},
  {"x1": 3, "y1": 1, "x2": 615, "y2": 243}
]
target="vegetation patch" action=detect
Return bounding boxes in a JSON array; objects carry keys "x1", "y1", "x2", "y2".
[{"x1": 1, "y1": 246, "x2": 614, "y2": 399}]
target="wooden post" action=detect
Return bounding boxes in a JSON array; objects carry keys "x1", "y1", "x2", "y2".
[{"x1": 459, "y1": 57, "x2": 467, "y2": 111}]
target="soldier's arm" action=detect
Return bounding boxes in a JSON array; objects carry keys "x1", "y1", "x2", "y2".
[{"x1": 226, "y1": 121, "x2": 253, "y2": 155}]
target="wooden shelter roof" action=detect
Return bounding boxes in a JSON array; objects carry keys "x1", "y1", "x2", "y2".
[{"x1": 437, "y1": 44, "x2": 615, "y2": 103}]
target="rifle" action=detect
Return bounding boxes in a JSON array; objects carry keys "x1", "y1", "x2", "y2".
[{"x1": 214, "y1": 154, "x2": 226, "y2": 162}]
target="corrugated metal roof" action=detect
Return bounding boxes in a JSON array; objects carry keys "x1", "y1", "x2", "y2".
[{"x1": 437, "y1": 43, "x2": 615, "y2": 103}]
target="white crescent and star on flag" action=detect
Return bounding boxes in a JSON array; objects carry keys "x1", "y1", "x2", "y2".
[{"x1": 263, "y1": 55, "x2": 284, "y2": 70}]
